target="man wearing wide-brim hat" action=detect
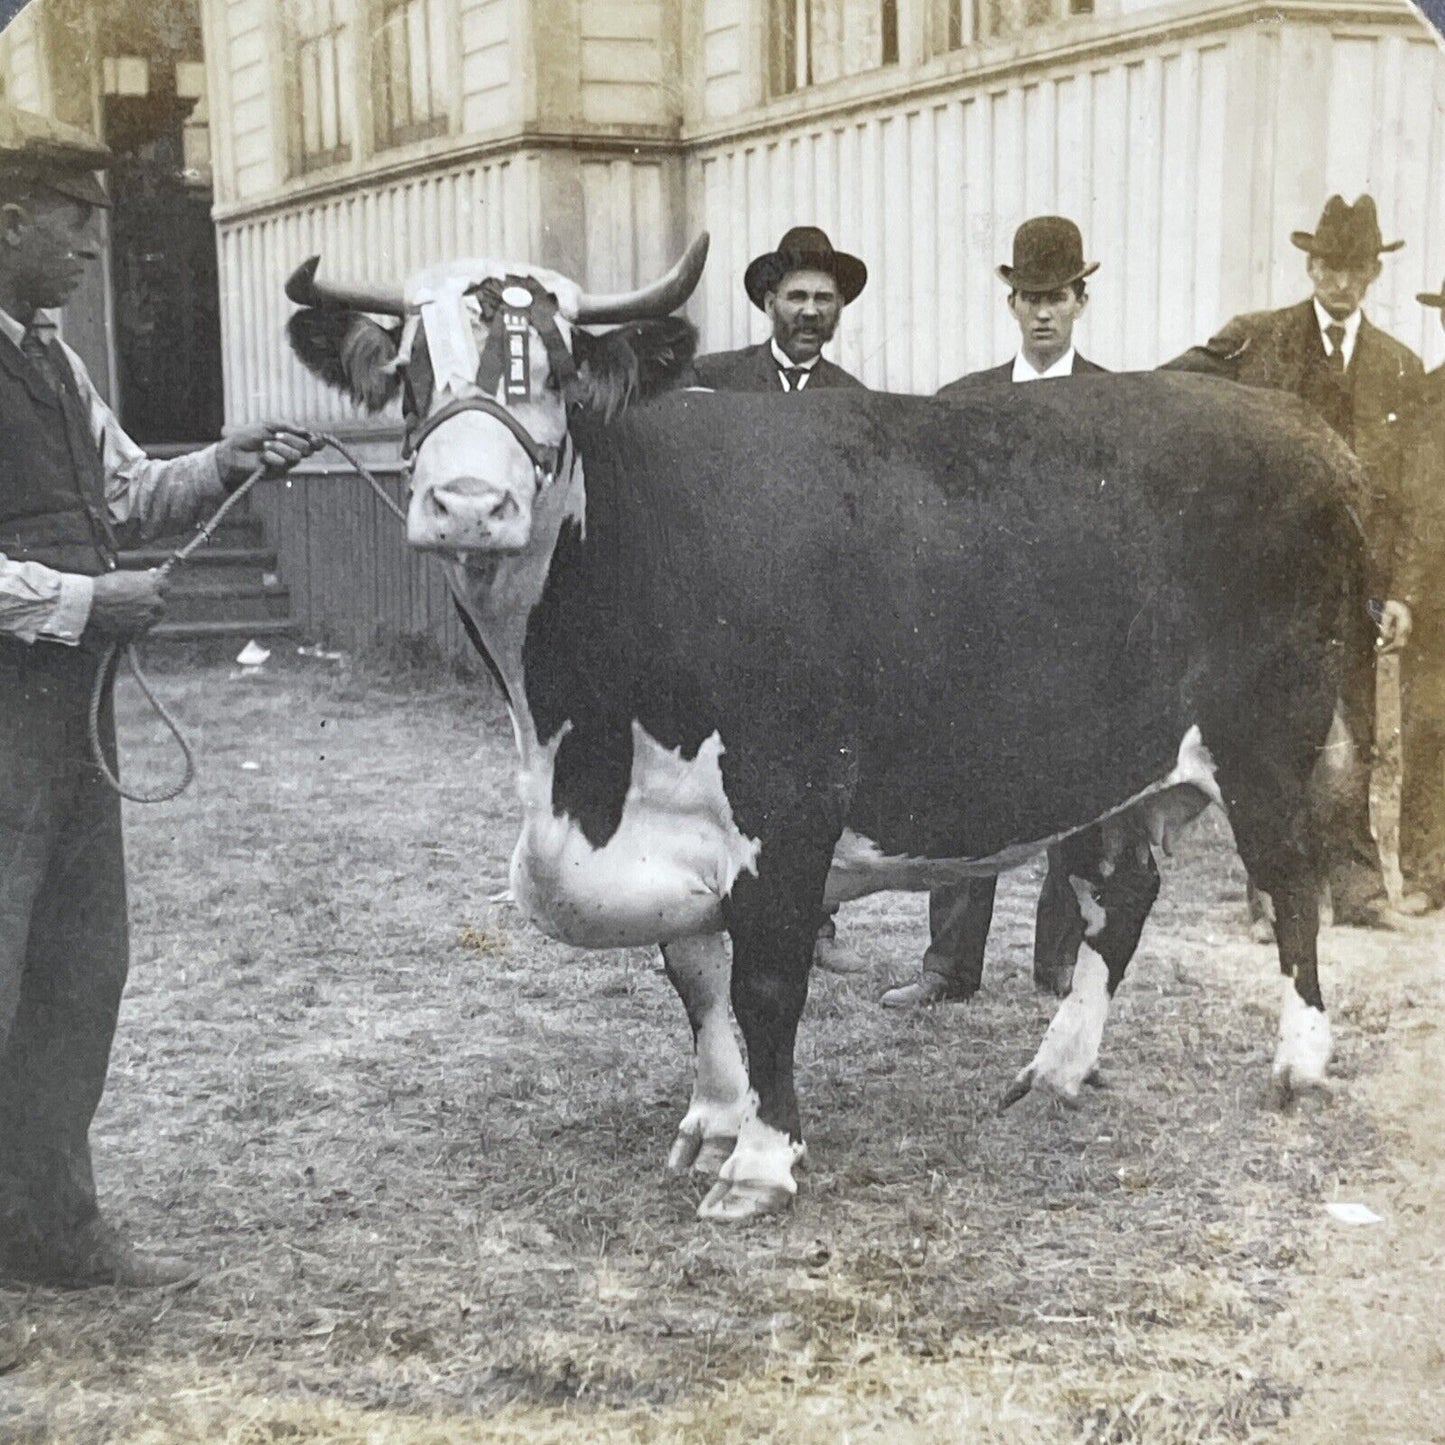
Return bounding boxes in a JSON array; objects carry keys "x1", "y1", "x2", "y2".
[
  {"x1": 0, "y1": 105, "x2": 322, "y2": 1287},
  {"x1": 690, "y1": 226, "x2": 868, "y2": 973},
  {"x1": 1391, "y1": 281, "x2": 1445, "y2": 908},
  {"x1": 883, "y1": 218, "x2": 1106, "y2": 1011},
  {"x1": 691, "y1": 226, "x2": 867, "y2": 394},
  {"x1": 1169, "y1": 193, "x2": 1423, "y2": 928}
]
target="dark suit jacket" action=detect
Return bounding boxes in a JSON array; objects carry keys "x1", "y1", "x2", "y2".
[
  {"x1": 690, "y1": 342, "x2": 865, "y2": 392},
  {"x1": 1168, "y1": 299, "x2": 1422, "y2": 598},
  {"x1": 936, "y1": 352, "x2": 1106, "y2": 393},
  {"x1": 1399, "y1": 365, "x2": 1445, "y2": 634}
]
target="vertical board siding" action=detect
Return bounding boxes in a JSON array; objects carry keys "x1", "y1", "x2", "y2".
[{"x1": 688, "y1": 19, "x2": 1445, "y2": 381}]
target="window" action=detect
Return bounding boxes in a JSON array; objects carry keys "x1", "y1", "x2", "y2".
[
  {"x1": 769, "y1": 0, "x2": 899, "y2": 97},
  {"x1": 291, "y1": 0, "x2": 354, "y2": 172},
  {"x1": 941, "y1": 0, "x2": 1093, "y2": 50},
  {"x1": 373, "y1": 0, "x2": 449, "y2": 148}
]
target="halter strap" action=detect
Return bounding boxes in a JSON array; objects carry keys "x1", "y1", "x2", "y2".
[{"x1": 403, "y1": 393, "x2": 561, "y2": 480}]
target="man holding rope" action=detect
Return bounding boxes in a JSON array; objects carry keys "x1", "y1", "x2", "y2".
[{"x1": 0, "y1": 105, "x2": 319, "y2": 1287}]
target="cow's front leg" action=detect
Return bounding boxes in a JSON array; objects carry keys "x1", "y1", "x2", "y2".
[
  {"x1": 698, "y1": 843, "x2": 828, "y2": 1222},
  {"x1": 660, "y1": 934, "x2": 750, "y2": 1176},
  {"x1": 1003, "y1": 817, "x2": 1160, "y2": 1109}
]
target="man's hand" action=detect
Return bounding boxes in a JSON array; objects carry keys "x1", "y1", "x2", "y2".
[
  {"x1": 88, "y1": 569, "x2": 169, "y2": 641},
  {"x1": 1377, "y1": 599, "x2": 1412, "y2": 655},
  {"x1": 216, "y1": 422, "x2": 322, "y2": 489}
]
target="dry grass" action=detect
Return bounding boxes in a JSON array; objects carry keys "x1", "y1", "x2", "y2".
[{"x1": 1, "y1": 656, "x2": 1440, "y2": 1443}]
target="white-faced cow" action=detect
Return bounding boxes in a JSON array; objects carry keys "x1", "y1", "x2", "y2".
[{"x1": 285, "y1": 237, "x2": 1361, "y2": 1223}]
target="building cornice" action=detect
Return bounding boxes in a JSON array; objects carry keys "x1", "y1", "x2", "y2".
[
  {"x1": 682, "y1": 0, "x2": 1429, "y2": 149},
  {"x1": 212, "y1": 125, "x2": 684, "y2": 227}
]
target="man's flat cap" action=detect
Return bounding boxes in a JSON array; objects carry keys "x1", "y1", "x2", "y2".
[{"x1": 0, "y1": 104, "x2": 112, "y2": 208}]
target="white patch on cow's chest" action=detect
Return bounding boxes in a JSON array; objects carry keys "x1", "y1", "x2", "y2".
[
  {"x1": 511, "y1": 723, "x2": 761, "y2": 948},
  {"x1": 824, "y1": 723, "x2": 1221, "y2": 902}
]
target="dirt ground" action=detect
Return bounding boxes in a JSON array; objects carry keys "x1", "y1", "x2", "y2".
[{"x1": 0, "y1": 655, "x2": 1440, "y2": 1444}]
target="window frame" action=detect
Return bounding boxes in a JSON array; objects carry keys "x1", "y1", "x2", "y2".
[
  {"x1": 369, "y1": 0, "x2": 453, "y2": 153},
  {"x1": 287, "y1": 0, "x2": 355, "y2": 176}
]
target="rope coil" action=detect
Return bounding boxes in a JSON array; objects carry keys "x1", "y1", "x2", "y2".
[{"x1": 90, "y1": 433, "x2": 407, "y2": 804}]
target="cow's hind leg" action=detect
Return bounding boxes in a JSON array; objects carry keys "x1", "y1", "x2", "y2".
[
  {"x1": 1218, "y1": 762, "x2": 1331, "y2": 1102},
  {"x1": 661, "y1": 934, "x2": 750, "y2": 1177},
  {"x1": 1002, "y1": 814, "x2": 1160, "y2": 1109}
]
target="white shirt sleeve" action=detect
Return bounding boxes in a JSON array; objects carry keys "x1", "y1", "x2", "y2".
[{"x1": 0, "y1": 556, "x2": 95, "y2": 646}]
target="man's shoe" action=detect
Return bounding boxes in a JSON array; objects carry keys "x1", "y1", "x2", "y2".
[
  {"x1": 1331, "y1": 900, "x2": 1407, "y2": 930},
  {"x1": 1, "y1": 1220, "x2": 193, "y2": 1289},
  {"x1": 880, "y1": 971, "x2": 970, "y2": 1008},
  {"x1": 813, "y1": 934, "x2": 869, "y2": 975}
]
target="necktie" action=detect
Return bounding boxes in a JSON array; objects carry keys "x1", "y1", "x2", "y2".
[
  {"x1": 20, "y1": 326, "x2": 63, "y2": 394},
  {"x1": 1325, "y1": 322, "x2": 1347, "y2": 374},
  {"x1": 781, "y1": 365, "x2": 808, "y2": 391}
]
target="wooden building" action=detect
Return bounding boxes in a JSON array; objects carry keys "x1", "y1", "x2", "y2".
[{"x1": 5, "y1": 0, "x2": 1445, "y2": 651}]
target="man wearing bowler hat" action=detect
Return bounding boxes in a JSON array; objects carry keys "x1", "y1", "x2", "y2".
[
  {"x1": 884, "y1": 217, "x2": 1104, "y2": 1009},
  {"x1": 1171, "y1": 194, "x2": 1422, "y2": 928},
  {"x1": 1393, "y1": 281, "x2": 1445, "y2": 908},
  {"x1": 0, "y1": 104, "x2": 321, "y2": 1286},
  {"x1": 693, "y1": 226, "x2": 869, "y2": 973}
]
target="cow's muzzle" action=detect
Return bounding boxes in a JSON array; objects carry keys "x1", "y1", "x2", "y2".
[{"x1": 408, "y1": 478, "x2": 532, "y2": 554}]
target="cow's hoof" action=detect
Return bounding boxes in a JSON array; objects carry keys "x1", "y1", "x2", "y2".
[
  {"x1": 666, "y1": 1131, "x2": 738, "y2": 1177},
  {"x1": 999, "y1": 1065, "x2": 1087, "y2": 1112},
  {"x1": 1033, "y1": 965, "x2": 1074, "y2": 998},
  {"x1": 696, "y1": 1178, "x2": 794, "y2": 1222},
  {"x1": 1266, "y1": 1067, "x2": 1334, "y2": 1109}
]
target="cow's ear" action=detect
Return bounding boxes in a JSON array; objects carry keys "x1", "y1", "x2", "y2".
[
  {"x1": 570, "y1": 317, "x2": 698, "y2": 422},
  {"x1": 286, "y1": 309, "x2": 403, "y2": 412}
]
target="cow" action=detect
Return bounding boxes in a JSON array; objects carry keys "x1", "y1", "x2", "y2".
[{"x1": 284, "y1": 236, "x2": 1361, "y2": 1223}]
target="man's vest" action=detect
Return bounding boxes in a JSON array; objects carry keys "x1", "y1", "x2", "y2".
[{"x1": 0, "y1": 335, "x2": 117, "y2": 575}]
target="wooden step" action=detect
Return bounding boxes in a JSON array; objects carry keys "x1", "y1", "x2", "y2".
[
  {"x1": 119, "y1": 545, "x2": 278, "y2": 570},
  {"x1": 157, "y1": 585, "x2": 292, "y2": 625},
  {"x1": 147, "y1": 617, "x2": 299, "y2": 641}
]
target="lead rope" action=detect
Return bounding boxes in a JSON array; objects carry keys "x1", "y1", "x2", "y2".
[{"x1": 89, "y1": 433, "x2": 409, "y2": 804}]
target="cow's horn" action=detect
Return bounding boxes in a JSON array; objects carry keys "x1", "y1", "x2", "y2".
[
  {"x1": 574, "y1": 233, "x2": 709, "y2": 324},
  {"x1": 285, "y1": 255, "x2": 410, "y2": 316}
]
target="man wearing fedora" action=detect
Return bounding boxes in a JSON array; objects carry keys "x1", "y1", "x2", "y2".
[
  {"x1": 1171, "y1": 194, "x2": 1422, "y2": 928},
  {"x1": 1393, "y1": 281, "x2": 1445, "y2": 908},
  {"x1": 884, "y1": 217, "x2": 1104, "y2": 1009},
  {"x1": 692, "y1": 225, "x2": 867, "y2": 394},
  {"x1": 0, "y1": 105, "x2": 320, "y2": 1287},
  {"x1": 692, "y1": 226, "x2": 870, "y2": 974}
]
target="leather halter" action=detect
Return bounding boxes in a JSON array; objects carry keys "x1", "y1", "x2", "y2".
[{"x1": 402, "y1": 393, "x2": 562, "y2": 482}]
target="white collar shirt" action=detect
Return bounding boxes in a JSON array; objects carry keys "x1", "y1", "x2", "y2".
[
  {"x1": 1313, "y1": 299, "x2": 1363, "y2": 369},
  {"x1": 1012, "y1": 346, "x2": 1077, "y2": 383},
  {"x1": 770, "y1": 339, "x2": 820, "y2": 390}
]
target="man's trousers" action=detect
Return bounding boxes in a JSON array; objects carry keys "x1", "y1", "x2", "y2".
[{"x1": 0, "y1": 638, "x2": 127, "y2": 1257}]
